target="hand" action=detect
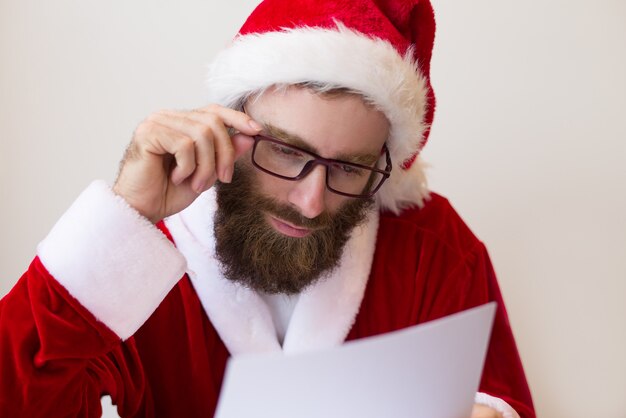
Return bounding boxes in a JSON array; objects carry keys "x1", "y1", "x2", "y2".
[
  {"x1": 471, "y1": 403, "x2": 503, "y2": 418},
  {"x1": 113, "y1": 104, "x2": 262, "y2": 223}
]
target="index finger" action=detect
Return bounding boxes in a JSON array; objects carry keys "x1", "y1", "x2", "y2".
[{"x1": 196, "y1": 104, "x2": 262, "y2": 136}]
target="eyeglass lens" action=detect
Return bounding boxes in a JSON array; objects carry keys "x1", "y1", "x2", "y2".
[{"x1": 253, "y1": 138, "x2": 385, "y2": 197}]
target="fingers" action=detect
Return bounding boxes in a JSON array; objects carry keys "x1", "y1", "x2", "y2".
[
  {"x1": 134, "y1": 120, "x2": 198, "y2": 186},
  {"x1": 115, "y1": 104, "x2": 261, "y2": 223},
  {"x1": 470, "y1": 404, "x2": 504, "y2": 418},
  {"x1": 198, "y1": 104, "x2": 263, "y2": 135},
  {"x1": 231, "y1": 133, "x2": 256, "y2": 160},
  {"x1": 181, "y1": 106, "x2": 262, "y2": 179},
  {"x1": 149, "y1": 111, "x2": 220, "y2": 192},
  {"x1": 145, "y1": 105, "x2": 261, "y2": 192},
  {"x1": 180, "y1": 109, "x2": 236, "y2": 185}
]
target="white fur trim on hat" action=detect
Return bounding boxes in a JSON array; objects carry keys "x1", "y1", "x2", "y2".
[
  {"x1": 475, "y1": 392, "x2": 521, "y2": 418},
  {"x1": 206, "y1": 25, "x2": 430, "y2": 213}
]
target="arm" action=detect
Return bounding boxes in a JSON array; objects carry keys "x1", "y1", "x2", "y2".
[
  {"x1": 0, "y1": 105, "x2": 262, "y2": 416},
  {"x1": 472, "y1": 245, "x2": 534, "y2": 418},
  {"x1": 0, "y1": 182, "x2": 186, "y2": 417},
  {"x1": 0, "y1": 259, "x2": 121, "y2": 418}
]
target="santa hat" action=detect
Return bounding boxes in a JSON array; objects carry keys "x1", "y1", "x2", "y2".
[{"x1": 206, "y1": 0, "x2": 436, "y2": 213}]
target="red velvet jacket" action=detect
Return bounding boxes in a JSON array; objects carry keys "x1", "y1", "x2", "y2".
[{"x1": 0, "y1": 189, "x2": 535, "y2": 417}]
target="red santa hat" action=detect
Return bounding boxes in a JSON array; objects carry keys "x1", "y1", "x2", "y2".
[{"x1": 206, "y1": 0, "x2": 436, "y2": 213}]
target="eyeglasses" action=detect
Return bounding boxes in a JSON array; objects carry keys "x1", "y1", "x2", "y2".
[{"x1": 249, "y1": 134, "x2": 392, "y2": 198}]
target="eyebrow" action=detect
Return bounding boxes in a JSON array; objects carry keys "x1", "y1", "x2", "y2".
[{"x1": 262, "y1": 122, "x2": 380, "y2": 166}]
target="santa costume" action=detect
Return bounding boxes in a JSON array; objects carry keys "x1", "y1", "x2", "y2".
[{"x1": 0, "y1": 0, "x2": 535, "y2": 417}]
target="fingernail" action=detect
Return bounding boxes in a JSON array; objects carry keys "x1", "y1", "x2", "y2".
[
  {"x1": 172, "y1": 174, "x2": 183, "y2": 186},
  {"x1": 249, "y1": 119, "x2": 262, "y2": 131},
  {"x1": 194, "y1": 179, "x2": 206, "y2": 193},
  {"x1": 222, "y1": 167, "x2": 233, "y2": 183}
]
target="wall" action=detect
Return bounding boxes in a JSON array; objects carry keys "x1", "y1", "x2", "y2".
[{"x1": 1, "y1": 1, "x2": 624, "y2": 417}]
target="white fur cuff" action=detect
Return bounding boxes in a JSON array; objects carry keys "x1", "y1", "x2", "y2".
[
  {"x1": 475, "y1": 392, "x2": 521, "y2": 418},
  {"x1": 37, "y1": 180, "x2": 187, "y2": 340}
]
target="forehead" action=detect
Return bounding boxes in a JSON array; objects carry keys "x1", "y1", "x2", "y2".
[{"x1": 245, "y1": 86, "x2": 389, "y2": 158}]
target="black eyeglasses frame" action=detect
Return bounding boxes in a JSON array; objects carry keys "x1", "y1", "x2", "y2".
[{"x1": 249, "y1": 134, "x2": 393, "y2": 199}]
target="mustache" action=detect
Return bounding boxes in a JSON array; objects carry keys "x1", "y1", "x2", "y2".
[{"x1": 255, "y1": 195, "x2": 334, "y2": 230}]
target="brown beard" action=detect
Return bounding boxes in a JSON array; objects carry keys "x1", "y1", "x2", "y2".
[{"x1": 213, "y1": 162, "x2": 374, "y2": 295}]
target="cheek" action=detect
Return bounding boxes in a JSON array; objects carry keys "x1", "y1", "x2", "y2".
[
  {"x1": 254, "y1": 170, "x2": 291, "y2": 200},
  {"x1": 324, "y1": 193, "x2": 350, "y2": 214}
]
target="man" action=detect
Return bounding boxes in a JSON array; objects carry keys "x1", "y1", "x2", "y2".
[{"x1": 0, "y1": 0, "x2": 535, "y2": 417}]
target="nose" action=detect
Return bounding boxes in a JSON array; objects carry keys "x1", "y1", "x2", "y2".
[{"x1": 287, "y1": 164, "x2": 327, "y2": 219}]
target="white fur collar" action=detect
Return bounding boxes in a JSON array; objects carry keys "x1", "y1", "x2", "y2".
[{"x1": 164, "y1": 189, "x2": 379, "y2": 355}]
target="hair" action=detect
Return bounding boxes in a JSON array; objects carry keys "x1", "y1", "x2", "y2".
[{"x1": 233, "y1": 81, "x2": 379, "y2": 111}]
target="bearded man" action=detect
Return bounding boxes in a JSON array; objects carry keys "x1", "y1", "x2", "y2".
[{"x1": 0, "y1": 0, "x2": 535, "y2": 417}]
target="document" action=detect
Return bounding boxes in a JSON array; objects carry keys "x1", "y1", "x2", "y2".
[{"x1": 215, "y1": 302, "x2": 496, "y2": 418}]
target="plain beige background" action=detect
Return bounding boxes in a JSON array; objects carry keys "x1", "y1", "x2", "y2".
[{"x1": 1, "y1": 1, "x2": 625, "y2": 417}]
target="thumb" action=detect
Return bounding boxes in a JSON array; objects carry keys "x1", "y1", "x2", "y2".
[{"x1": 232, "y1": 134, "x2": 256, "y2": 161}]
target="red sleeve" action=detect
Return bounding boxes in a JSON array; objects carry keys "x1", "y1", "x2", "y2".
[
  {"x1": 471, "y1": 246, "x2": 535, "y2": 418},
  {"x1": 0, "y1": 257, "x2": 148, "y2": 418},
  {"x1": 403, "y1": 196, "x2": 536, "y2": 417},
  {"x1": 360, "y1": 198, "x2": 536, "y2": 418}
]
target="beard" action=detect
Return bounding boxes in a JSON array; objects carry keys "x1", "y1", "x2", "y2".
[{"x1": 213, "y1": 162, "x2": 374, "y2": 295}]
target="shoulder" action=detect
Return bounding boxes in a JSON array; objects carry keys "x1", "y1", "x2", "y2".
[
  {"x1": 356, "y1": 193, "x2": 495, "y2": 334},
  {"x1": 377, "y1": 191, "x2": 484, "y2": 258}
]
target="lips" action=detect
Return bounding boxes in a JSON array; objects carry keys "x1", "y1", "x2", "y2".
[{"x1": 266, "y1": 214, "x2": 313, "y2": 238}]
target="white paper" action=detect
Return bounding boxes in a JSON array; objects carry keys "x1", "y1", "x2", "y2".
[{"x1": 215, "y1": 302, "x2": 496, "y2": 418}]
